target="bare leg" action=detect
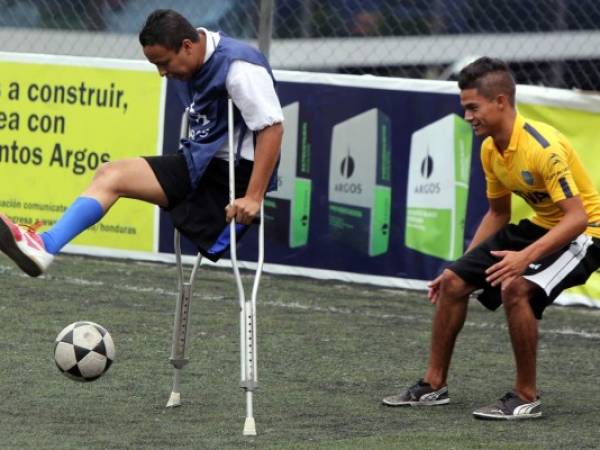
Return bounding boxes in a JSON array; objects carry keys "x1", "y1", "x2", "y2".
[
  {"x1": 424, "y1": 269, "x2": 474, "y2": 389},
  {"x1": 82, "y1": 157, "x2": 168, "y2": 211},
  {"x1": 501, "y1": 278, "x2": 538, "y2": 402}
]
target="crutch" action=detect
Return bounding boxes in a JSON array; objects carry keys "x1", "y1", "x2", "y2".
[
  {"x1": 166, "y1": 109, "x2": 202, "y2": 408},
  {"x1": 228, "y1": 98, "x2": 264, "y2": 436},
  {"x1": 166, "y1": 231, "x2": 201, "y2": 407}
]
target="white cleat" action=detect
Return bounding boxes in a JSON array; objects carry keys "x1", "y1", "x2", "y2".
[{"x1": 0, "y1": 214, "x2": 53, "y2": 277}]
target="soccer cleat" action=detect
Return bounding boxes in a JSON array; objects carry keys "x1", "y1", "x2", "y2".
[
  {"x1": 382, "y1": 379, "x2": 450, "y2": 406},
  {"x1": 472, "y1": 391, "x2": 542, "y2": 420},
  {"x1": 0, "y1": 214, "x2": 53, "y2": 277}
]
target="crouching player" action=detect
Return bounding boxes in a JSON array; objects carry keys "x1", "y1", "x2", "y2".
[{"x1": 383, "y1": 57, "x2": 600, "y2": 420}]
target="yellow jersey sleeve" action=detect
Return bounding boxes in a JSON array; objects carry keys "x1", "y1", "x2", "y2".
[
  {"x1": 481, "y1": 140, "x2": 510, "y2": 199},
  {"x1": 536, "y1": 143, "x2": 579, "y2": 203}
]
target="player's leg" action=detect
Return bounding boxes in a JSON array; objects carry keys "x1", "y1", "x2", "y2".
[
  {"x1": 383, "y1": 268, "x2": 475, "y2": 406},
  {"x1": 500, "y1": 277, "x2": 539, "y2": 401},
  {"x1": 424, "y1": 269, "x2": 474, "y2": 388},
  {"x1": 472, "y1": 232, "x2": 600, "y2": 420},
  {"x1": 82, "y1": 157, "x2": 169, "y2": 210},
  {"x1": 0, "y1": 157, "x2": 168, "y2": 276},
  {"x1": 382, "y1": 224, "x2": 510, "y2": 407},
  {"x1": 42, "y1": 157, "x2": 167, "y2": 254},
  {"x1": 472, "y1": 276, "x2": 542, "y2": 420}
]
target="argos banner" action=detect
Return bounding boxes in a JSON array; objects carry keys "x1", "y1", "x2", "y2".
[
  {"x1": 259, "y1": 73, "x2": 483, "y2": 287},
  {"x1": 0, "y1": 53, "x2": 164, "y2": 253},
  {"x1": 161, "y1": 72, "x2": 600, "y2": 307}
]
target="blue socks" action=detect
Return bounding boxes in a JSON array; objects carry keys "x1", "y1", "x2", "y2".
[{"x1": 41, "y1": 197, "x2": 104, "y2": 254}]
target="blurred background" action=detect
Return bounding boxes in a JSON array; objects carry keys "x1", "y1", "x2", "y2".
[{"x1": 1, "y1": 0, "x2": 599, "y2": 90}]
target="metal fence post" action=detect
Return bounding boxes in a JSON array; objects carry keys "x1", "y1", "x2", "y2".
[{"x1": 257, "y1": 0, "x2": 275, "y2": 59}]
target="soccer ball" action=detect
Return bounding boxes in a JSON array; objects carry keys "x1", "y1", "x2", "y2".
[{"x1": 54, "y1": 321, "x2": 115, "y2": 382}]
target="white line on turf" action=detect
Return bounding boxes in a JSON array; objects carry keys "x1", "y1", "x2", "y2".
[{"x1": 2, "y1": 263, "x2": 600, "y2": 340}]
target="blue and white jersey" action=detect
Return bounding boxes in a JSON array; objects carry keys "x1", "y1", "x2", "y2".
[{"x1": 174, "y1": 29, "x2": 283, "y2": 189}]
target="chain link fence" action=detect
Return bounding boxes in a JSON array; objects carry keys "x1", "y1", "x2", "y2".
[{"x1": 1, "y1": 0, "x2": 600, "y2": 90}]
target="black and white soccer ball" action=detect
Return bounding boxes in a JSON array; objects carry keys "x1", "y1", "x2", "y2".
[{"x1": 54, "y1": 321, "x2": 115, "y2": 382}]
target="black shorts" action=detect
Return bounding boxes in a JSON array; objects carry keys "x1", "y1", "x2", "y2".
[
  {"x1": 449, "y1": 219, "x2": 600, "y2": 319},
  {"x1": 144, "y1": 153, "x2": 253, "y2": 261}
]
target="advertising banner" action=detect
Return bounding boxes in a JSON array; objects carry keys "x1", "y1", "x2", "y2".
[
  {"x1": 328, "y1": 108, "x2": 391, "y2": 257},
  {"x1": 0, "y1": 53, "x2": 163, "y2": 253},
  {"x1": 4, "y1": 52, "x2": 599, "y2": 308},
  {"x1": 228, "y1": 73, "x2": 485, "y2": 286},
  {"x1": 160, "y1": 72, "x2": 600, "y2": 308},
  {"x1": 405, "y1": 113, "x2": 472, "y2": 261}
]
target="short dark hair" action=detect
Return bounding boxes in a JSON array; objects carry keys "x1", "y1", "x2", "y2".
[
  {"x1": 139, "y1": 9, "x2": 199, "y2": 51},
  {"x1": 458, "y1": 57, "x2": 516, "y2": 106}
]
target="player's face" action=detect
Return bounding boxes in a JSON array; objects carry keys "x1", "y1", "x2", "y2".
[
  {"x1": 143, "y1": 40, "x2": 198, "y2": 81},
  {"x1": 460, "y1": 88, "x2": 503, "y2": 137}
]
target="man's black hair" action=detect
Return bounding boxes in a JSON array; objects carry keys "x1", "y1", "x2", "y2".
[
  {"x1": 458, "y1": 57, "x2": 516, "y2": 106},
  {"x1": 139, "y1": 9, "x2": 199, "y2": 51}
]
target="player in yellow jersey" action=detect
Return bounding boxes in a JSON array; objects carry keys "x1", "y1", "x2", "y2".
[{"x1": 383, "y1": 57, "x2": 600, "y2": 419}]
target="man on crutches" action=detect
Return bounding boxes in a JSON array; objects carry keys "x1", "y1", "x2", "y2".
[
  {"x1": 144, "y1": 9, "x2": 283, "y2": 437},
  {"x1": 0, "y1": 9, "x2": 282, "y2": 435}
]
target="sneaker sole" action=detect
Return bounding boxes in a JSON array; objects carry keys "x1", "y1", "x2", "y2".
[
  {"x1": 473, "y1": 411, "x2": 542, "y2": 420},
  {"x1": 0, "y1": 219, "x2": 42, "y2": 277},
  {"x1": 383, "y1": 398, "x2": 450, "y2": 407}
]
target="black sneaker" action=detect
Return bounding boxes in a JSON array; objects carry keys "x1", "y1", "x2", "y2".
[
  {"x1": 473, "y1": 391, "x2": 542, "y2": 420},
  {"x1": 382, "y1": 379, "x2": 450, "y2": 406}
]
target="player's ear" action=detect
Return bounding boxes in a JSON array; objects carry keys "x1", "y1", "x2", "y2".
[
  {"x1": 496, "y1": 94, "x2": 509, "y2": 110},
  {"x1": 180, "y1": 38, "x2": 194, "y2": 53}
]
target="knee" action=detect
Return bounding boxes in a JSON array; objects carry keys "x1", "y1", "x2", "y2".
[
  {"x1": 438, "y1": 269, "x2": 470, "y2": 301},
  {"x1": 91, "y1": 162, "x2": 121, "y2": 187},
  {"x1": 501, "y1": 278, "x2": 533, "y2": 309}
]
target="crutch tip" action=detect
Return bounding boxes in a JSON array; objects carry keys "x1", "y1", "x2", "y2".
[
  {"x1": 243, "y1": 417, "x2": 256, "y2": 436},
  {"x1": 166, "y1": 392, "x2": 182, "y2": 408}
]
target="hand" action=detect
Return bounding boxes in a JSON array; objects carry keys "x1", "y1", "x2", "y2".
[
  {"x1": 485, "y1": 250, "x2": 531, "y2": 289},
  {"x1": 427, "y1": 273, "x2": 444, "y2": 304},
  {"x1": 225, "y1": 196, "x2": 260, "y2": 225}
]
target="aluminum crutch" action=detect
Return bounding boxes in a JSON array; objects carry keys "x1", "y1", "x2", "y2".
[
  {"x1": 227, "y1": 98, "x2": 264, "y2": 436},
  {"x1": 166, "y1": 231, "x2": 202, "y2": 407},
  {"x1": 166, "y1": 108, "x2": 202, "y2": 408}
]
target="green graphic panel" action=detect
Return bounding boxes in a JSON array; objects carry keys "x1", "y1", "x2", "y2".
[
  {"x1": 291, "y1": 178, "x2": 312, "y2": 247},
  {"x1": 452, "y1": 116, "x2": 473, "y2": 258},
  {"x1": 454, "y1": 116, "x2": 473, "y2": 185},
  {"x1": 453, "y1": 186, "x2": 469, "y2": 260},
  {"x1": 370, "y1": 186, "x2": 391, "y2": 256},
  {"x1": 405, "y1": 208, "x2": 453, "y2": 260}
]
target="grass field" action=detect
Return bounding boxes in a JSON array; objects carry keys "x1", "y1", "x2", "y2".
[{"x1": 1, "y1": 253, "x2": 599, "y2": 450}]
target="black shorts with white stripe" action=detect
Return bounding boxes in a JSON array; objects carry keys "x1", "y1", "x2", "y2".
[{"x1": 449, "y1": 219, "x2": 600, "y2": 319}]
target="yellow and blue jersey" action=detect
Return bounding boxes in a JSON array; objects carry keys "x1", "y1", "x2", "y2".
[{"x1": 481, "y1": 113, "x2": 600, "y2": 238}]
